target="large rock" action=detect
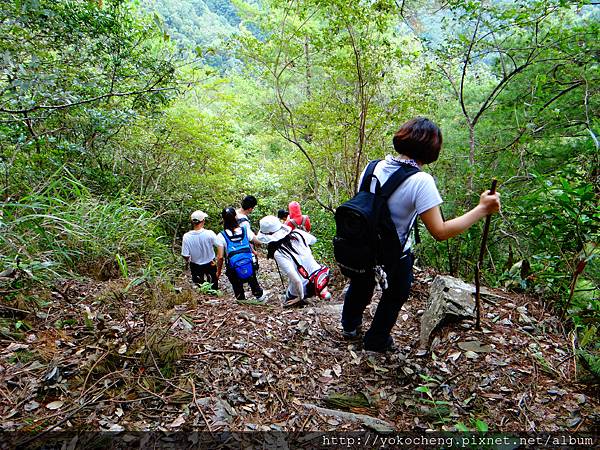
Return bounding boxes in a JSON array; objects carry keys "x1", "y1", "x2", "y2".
[{"x1": 419, "y1": 275, "x2": 475, "y2": 350}]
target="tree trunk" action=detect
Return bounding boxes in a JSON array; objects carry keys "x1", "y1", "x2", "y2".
[{"x1": 304, "y1": 37, "x2": 311, "y2": 99}]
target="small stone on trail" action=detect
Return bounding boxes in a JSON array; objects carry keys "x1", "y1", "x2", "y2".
[{"x1": 458, "y1": 340, "x2": 493, "y2": 353}]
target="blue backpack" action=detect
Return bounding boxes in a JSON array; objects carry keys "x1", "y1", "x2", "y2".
[{"x1": 222, "y1": 227, "x2": 254, "y2": 280}]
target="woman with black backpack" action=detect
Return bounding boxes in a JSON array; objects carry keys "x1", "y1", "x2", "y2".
[
  {"x1": 340, "y1": 117, "x2": 501, "y2": 353},
  {"x1": 216, "y1": 207, "x2": 266, "y2": 301}
]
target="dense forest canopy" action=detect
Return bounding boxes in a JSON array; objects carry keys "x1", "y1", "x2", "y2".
[{"x1": 1, "y1": 0, "x2": 598, "y2": 377}]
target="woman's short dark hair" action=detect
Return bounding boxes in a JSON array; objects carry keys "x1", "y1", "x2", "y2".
[
  {"x1": 222, "y1": 207, "x2": 238, "y2": 231},
  {"x1": 392, "y1": 117, "x2": 442, "y2": 164}
]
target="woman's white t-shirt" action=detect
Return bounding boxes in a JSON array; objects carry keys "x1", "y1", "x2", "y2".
[
  {"x1": 274, "y1": 230, "x2": 320, "y2": 298},
  {"x1": 360, "y1": 155, "x2": 443, "y2": 251}
]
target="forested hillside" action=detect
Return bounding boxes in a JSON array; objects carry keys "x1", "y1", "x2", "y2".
[
  {"x1": 139, "y1": 0, "x2": 242, "y2": 67},
  {"x1": 1, "y1": 0, "x2": 598, "y2": 439}
]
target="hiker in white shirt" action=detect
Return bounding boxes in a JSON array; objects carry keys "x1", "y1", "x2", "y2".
[
  {"x1": 236, "y1": 195, "x2": 260, "y2": 270},
  {"x1": 341, "y1": 117, "x2": 501, "y2": 353},
  {"x1": 236, "y1": 195, "x2": 257, "y2": 233},
  {"x1": 257, "y1": 215, "x2": 331, "y2": 307},
  {"x1": 181, "y1": 210, "x2": 219, "y2": 290},
  {"x1": 216, "y1": 207, "x2": 266, "y2": 301}
]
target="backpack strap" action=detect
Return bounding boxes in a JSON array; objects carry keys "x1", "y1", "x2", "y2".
[
  {"x1": 221, "y1": 230, "x2": 231, "y2": 262},
  {"x1": 358, "y1": 159, "x2": 381, "y2": 193},
  {"x1": 221, "y1": 228, "x2": 241, "y2": 244},
  {"x1": 379, "y1": 164, "x2": 421, "y2": 253},
  {"x1": 221, "y1": 229, "x2": 230, "y2": 243},
  {"x1": 277, "y1": 245, "x2": 309, "y2": 279},
  {"x1": 222, "y1": 228, "x2": 251, "y2": 258},
  {"x1": 300, "y1": 216, "x2": 307, "y2": 229},
  {"x1": 290, "y1": 230, "x2": 307, "y2": 247},
  {"x1": 413, "y1": 215, "x2": 421, "y2": 245},
  {"x1": 380, "y1": 164, "x2": 420, "y2": 198}
]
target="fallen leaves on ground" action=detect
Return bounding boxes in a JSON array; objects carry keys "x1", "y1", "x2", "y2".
[{"x1": 0, "y1": 256, "x2": 597, "y2": 433}]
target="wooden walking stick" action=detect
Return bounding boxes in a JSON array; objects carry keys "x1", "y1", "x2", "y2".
[{"x1": 475, "y1": 179, "x2": 497, "y2": 330}]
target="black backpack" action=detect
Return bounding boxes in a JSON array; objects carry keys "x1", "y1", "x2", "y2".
[{"x1": 333, "y1": 160, "x2": 420, "y2": 277}]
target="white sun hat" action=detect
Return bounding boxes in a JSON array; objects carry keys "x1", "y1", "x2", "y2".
[{"x1": 257, "y1": 215, "x2": 291, "y2": 244}]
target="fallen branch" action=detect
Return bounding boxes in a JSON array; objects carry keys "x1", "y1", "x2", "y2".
[
  {"x1": 189, "y1": 378, "x2": 213, "y2": 433},
  {"x1": 189, "y1": 349, "x2": 252, "y2": 358}
]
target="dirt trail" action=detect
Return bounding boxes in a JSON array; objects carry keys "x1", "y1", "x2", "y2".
[{"x1": 1, "y1": 254, "x2": 598, "y2": 435}]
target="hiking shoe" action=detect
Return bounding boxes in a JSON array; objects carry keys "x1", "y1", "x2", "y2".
[
  {"x1": 319, "y1": 290, "x2": 332, "y2": 301},
  {"x1": 342, "y1": 325, "x2": 362, "y2": 340},
  {"x1": 255, "y1": 290, "x2": 270, "y2": 303},
  {"x1": 282, "y1": 296, "x2": 303, "y2": 307},
  {"x1": 364, "y1": 337, "x2": 397, "y2": 353}
]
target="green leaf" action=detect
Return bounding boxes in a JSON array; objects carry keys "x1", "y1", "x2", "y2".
[
  {"x1": 455, "y1": 422, "x2": 469, "y2": 432},
  {"x1": 475, "y1": 419, "x2": 489, "y2": 432}
]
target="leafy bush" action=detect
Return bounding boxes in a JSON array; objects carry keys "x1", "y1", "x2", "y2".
[{"x1": 1, "y1": 172, "x2": 172, "y2": 281}]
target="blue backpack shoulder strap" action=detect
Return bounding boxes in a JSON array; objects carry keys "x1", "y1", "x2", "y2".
[
  {"x1": 221, "y1": 229, "x2": 230, "y2": 243},
  {"x1": 380, "y1": 164, "x2": 420, "y2": 198},
  {"x1": 358, "y1": 159, "x2": 381, "y2": 193},
  {"x1": 222, "y1": 227, "x2": 246, "y2": 241}
]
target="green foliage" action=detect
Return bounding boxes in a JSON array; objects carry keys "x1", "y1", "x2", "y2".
[
  {"x1": 234, "y1": 0, "x2": 436, "y2": 207},
  {"x1": 577, "y1": 349, "x2": 600, "y2": 381},
  {"x1": 139, "y1": 0, "x2": 240, "y2": 67},
  {"x1": 456, "y1": 418, "x2": 489, "y2": 432},
  {"x1": 507, "y1": 170, "x2": 599, "y2": 299},
  {"x1": 0, "y1": 0, "x2": 179, "y2": 197},
  {"x1": 1, "y1": 172, "x2": 172, "y2": 280},
  {"x1": 414, "y1": 379, "x2": 452, "y2": 424},
  {"x1": 197, "y1": 281, "x2": 222, "y2": 296}
]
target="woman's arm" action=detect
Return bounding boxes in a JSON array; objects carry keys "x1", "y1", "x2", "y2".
[
  {"x1": 420, "y1": 190, "x2": 500, "y2": 241},
  {"x1": 304, "y1": 216, "x2": 311, "y2": 232}
]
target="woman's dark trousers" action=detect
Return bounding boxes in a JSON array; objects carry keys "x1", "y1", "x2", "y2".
[{"x1": 341, "y1": 253, "x2": 414, "y2": 352}]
